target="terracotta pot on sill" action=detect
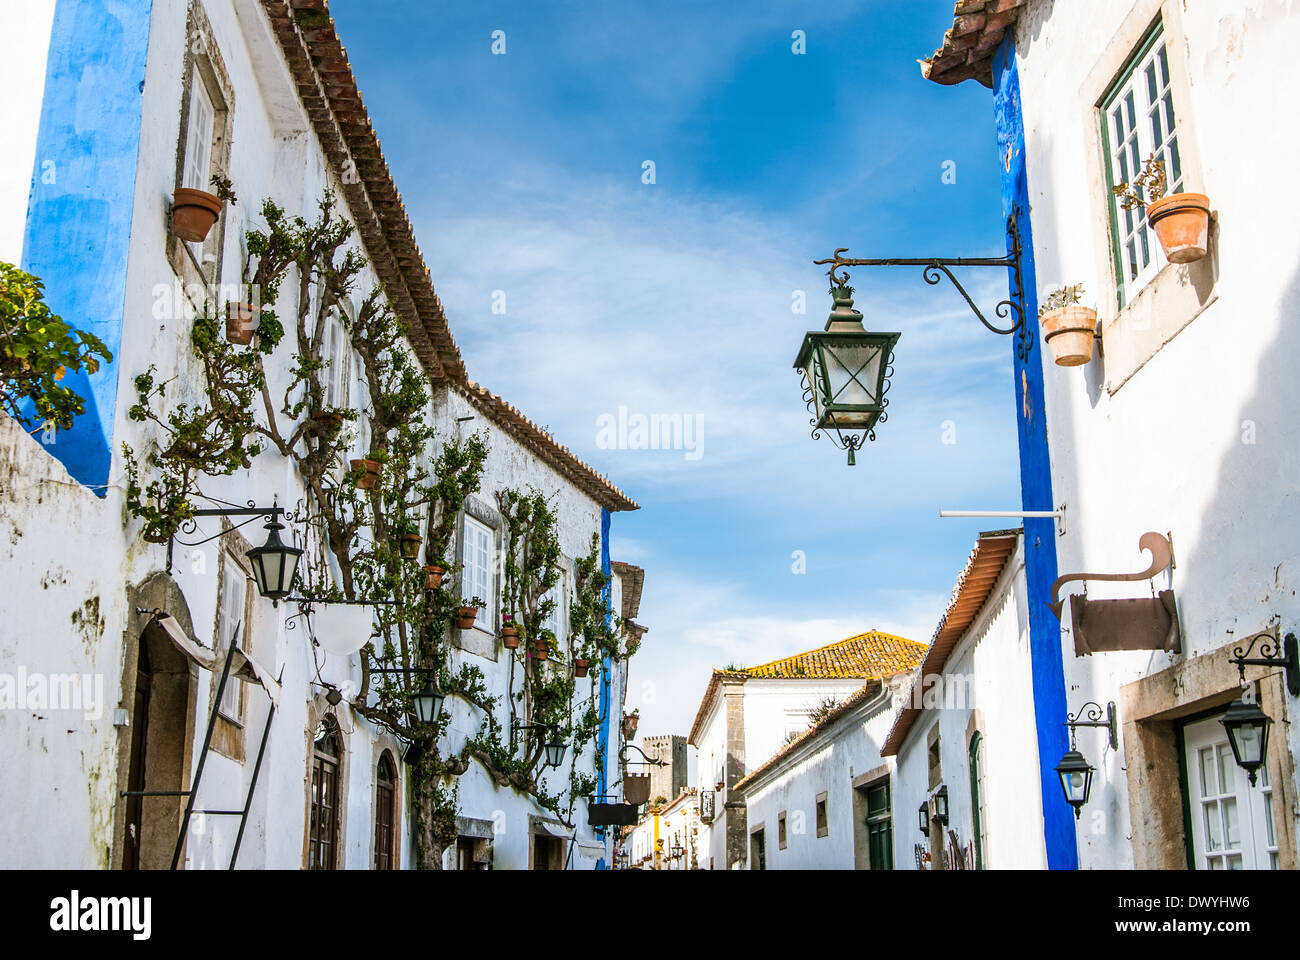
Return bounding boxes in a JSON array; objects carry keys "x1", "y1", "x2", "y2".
[
  {"x1": 501, "y1": 625, "x2": 520, "y2": 648},
  {"x1": 1040, "y1": 305, "x2": 1098, "y2": 367},
  {"x1": 574, "y1": 658, "x2": 590, "y2": 678},
  {"x1": 1146, "y1": 192, "x2": 1211, "y2": 264},
  {"x1": 350, "y1": 458, "x2": 381, "y2": 489},
  {"x1": 224, "y1": 302, "x2": 259, "y2": 345},
  {"x1": 456, "y1": 606, "x2": 478, "y2": 629},
  {"x1": 423, "y1": 565, "x2": 446, "y2": 590},
  {"x1": 172, "y1": 187, "x2": 224, "y2": 243}
]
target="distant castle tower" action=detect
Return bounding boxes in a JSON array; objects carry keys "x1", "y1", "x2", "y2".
[{"x1": 642, "y1": 735, "x2": 687, "y2": 803}]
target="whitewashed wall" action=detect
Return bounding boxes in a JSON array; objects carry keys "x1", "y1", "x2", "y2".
[
  {"x1": 742, "y1": 682, "x2": 903, "y2": 870},
  {"x1": 1013, "y1": 0, "x2": 1300, "y2": 868},
  {"x1": 892, "y1": 544, "x2": 1046, "y2": 869}
]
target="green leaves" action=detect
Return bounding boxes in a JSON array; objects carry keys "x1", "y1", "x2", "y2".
[{"x1": 0, "y1": 262, "x2": 113, "y2": 430}]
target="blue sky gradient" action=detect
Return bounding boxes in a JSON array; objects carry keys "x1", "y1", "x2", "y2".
[{"x1": 330, "y1": 1, "x2": 1022, "y2": 737}]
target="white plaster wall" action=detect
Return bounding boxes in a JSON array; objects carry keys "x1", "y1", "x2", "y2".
[
  {"x1": 891, "y1": 546, "x2": 1046, "y2": 869},
  {"x1": 0, "y1": 0, "x2": 623, "y2": 869},
  {"x1": 742, "y1": 682, "x2": 902, "y2": 870},
  {"x1": 743, "y1": 677, "x2": 873, "y2": 774},
  {"x1": 1013, "y1": 0, "x2": 1300, "y2": 868},
  {"x1": 0, "y1": 0, "x2": 56, "y2": 263},
  {"x1": 690, "y1": 695, "x2": 727, "y2": 868}
]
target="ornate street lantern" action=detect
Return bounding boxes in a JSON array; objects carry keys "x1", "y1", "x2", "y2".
[
  {"x1": 1220, "y1": 695, "x2": 1271, "y2": 786},
  {"x1": 411, "y1": 678, "x2": 444, "y2": 727},
  {"x1": 794, "y1": 284, "x2": 899, "y2": 465},
  {"x1": 544, "y1": 734, "x2": 568, "y2": 769},
  {"x1": 1055, "y1": 749, "x2": 1095, "y2": 818},
  {"x1": 245, "y1": 514, "x2": 303, "y2": 603}
]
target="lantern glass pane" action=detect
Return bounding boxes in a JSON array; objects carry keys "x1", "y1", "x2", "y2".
[{"x1": 821, "y1": 341, "x2": 883, "y2": 417}]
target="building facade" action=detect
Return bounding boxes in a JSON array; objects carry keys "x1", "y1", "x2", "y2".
[
  {"x1": 688, "y1": 631, "x2": 926, "y2": 869},
  {"x1": 0, "y1": 0, "x2": 642, "y2": 870},
  {"x1": 920, "y1": 0, "x2": 1300, "y2": 869}
]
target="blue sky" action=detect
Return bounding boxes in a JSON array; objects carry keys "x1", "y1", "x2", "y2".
[{"x1": 330, "y1": 1, "x2": 1022, "y2": 738}]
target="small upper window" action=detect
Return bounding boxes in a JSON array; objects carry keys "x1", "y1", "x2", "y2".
[
  {"x1": 182, "y1": 65, "x2": 216, "y2": 194},
  {"x1": 815, "y1": 793, "x2": 828, "y2": 837},
  {"x1": 216, "y1": 553, "x2": 248, "y2": 722},
  {"x1": 461, "y1": 515, "x2": 495, "y2": 631},
  {"x1": 1102, "y1": 21, "x2": 1184, "y2": 305}
]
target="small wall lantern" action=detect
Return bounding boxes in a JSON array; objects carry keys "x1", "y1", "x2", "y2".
[
  {"x1": 933, "y1": 785, "x2": 949, "y2": 826},
  {"x1": 411, "y1": 678, "x2": 444, "y2": 727},
  {"x1": 917, "y1": 802, "x2": 930, "y2": 836},
  {"x1": 1055, "y1": 701, "x2": 1118, "y2": 818}
]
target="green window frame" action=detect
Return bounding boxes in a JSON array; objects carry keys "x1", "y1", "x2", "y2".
[
  {"x1": 865, "y1": 778, "x2": 893, "y2": 871},
  {"x1": 1099, "y1": 18, "x2": 1185, "y2": 309},
  {"x1": 969, "y1": 731, "x2": 986, "y2": 870}
]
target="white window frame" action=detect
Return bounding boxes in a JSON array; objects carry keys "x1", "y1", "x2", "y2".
[
  {"x1": 1183, "y1": 714, "x2": 1277, "y2": 870},
  {"x1": 1102, "y1": 22, "x2": 1185, "y2": 306},
  {"x1": 216, "y1": 550, "x2": 249, "y2": 723},
  {"x1": 460, "y1": 515, "x2": 495, "y2": 633},
  {"x1": 182, "y1": 63, "x2": 215, "y2": 195}
]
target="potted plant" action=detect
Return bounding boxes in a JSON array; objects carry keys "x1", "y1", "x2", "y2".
[
  {"x1": 349, "y1": 452, "x2": 383, "y2": 490},
  {"x1": 1113, "y1": 153, "x2": 1210, "y2": 264},
  {"x1": 311, "y1": 408, "x2": 344, "y2": 436},
  {"x1": 623, "y1": 710, "x2": 639, "y2": 740},
  {"x1": 501, "y1": 614, "x2": 520, "y2": 648},
  {"x1": 456, "y1": 596, "x2": 484, "y2": 630},
  {"x1": 534, "y1": 628, "x2": 554, "y2": 662},
  {"x1": 225, "y1": 300, "x2": 259, "y2": 345},
  {"x1": 423, "y1": 563, "x2": 447, "y2": 590},
  {"x1": 1039, "y1": 283, "x2": 1098, "y2": 367},
  {"x1": 173, "y1": 173, "x2": 235, "y2": 243},
  {"x1": 573, "y1": 657, "x2": 591, "y2": 678},
  {"x1": 398, "y1": 531, "x2": 423, "y2": 561}
]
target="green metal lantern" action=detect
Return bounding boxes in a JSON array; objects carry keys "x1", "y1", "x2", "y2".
[{"x1": 794, "y1": 285, "x2": 899, "y2": 465}]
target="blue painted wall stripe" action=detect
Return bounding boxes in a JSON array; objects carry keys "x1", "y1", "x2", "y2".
[
  {"x1": 21, "y1": 0, "x2": 154, "y2": 491},
  {"x1": 992, "y1": 36, "x2": 1077, "y2": 869},
  {"x1": 593, "y1": 507, "x2": 613, "y2": 865}
]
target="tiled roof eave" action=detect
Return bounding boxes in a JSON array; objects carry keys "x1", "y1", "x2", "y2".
[{"x1": 919, "y1": 0, "x2": 1029, "y2": 88}]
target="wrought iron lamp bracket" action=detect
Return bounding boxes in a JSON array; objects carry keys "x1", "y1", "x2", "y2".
[
  {"x1": 814, "y1": 214, "x2": 1031, "y2": 362},
  {"x1": 1065, "y1": 701, "x2": 1119, "y2": 751},
  {"x1": 620, "y1": 743, "x2": 667, "y2": 767},
  {"x1": 1229, "y1": 632, "x2": 1300, "y2": 697},
  {"x1": 166, "y1": 500, "x2": 300, "y2": 573}
]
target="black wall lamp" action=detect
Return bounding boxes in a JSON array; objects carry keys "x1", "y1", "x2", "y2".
[
  {"x1": 1055, "y1": 701, "x2": 1118, "y2": 819},
  {"x1": 1221, "y1": 632, "x2": 1299, "y2": 785},
  {"x1": 166, "y1": 500, "x2": 303, "y2": 605},
  {"x1": 513, "y1": 722, "x2": 567, "y2": 768},
  {"x1": 800, "y1": 214, "x2": 1030, "y2": 463},
  {"x1": 933, "y1": 785, "x2": 949, "y2": 826},
  {"x1": 917, "y1": 802, "x2": 930, "y2": 837}
]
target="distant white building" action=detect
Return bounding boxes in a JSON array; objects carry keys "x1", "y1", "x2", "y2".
[
  {"x1": 733, "y1": 675, "x2": 911, "y2": 870},
  {"x1": 687, "y1": 631, "x2": 926, "y2": 869}
]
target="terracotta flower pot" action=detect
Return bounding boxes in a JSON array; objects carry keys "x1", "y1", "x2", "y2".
[
  {"x1": 350, "y1": 458, "x2": 381, "y2": 489},
  {"x1": 1040, "y1": 305, "x2": 1098, "y2": 367},
  {"x1": 1146, "y1": 192, "x2": 1210, "y2": 264},
  {"x1": 398, "y1": 532, "x2": 423, "y2": 560},
  {"x1": 623, "y1": 716, "x2": 639, "y2": 739},
  {"x1": 501, "y1": 626, "x2": 520, "y2": 649},
  {"x1": 423, "y1": 565, "x2": 446, "y2": 590},
  {"x1": 312, "y1": 410, "x2": 343, "y2": 436},
  {"x1": 457, "y1": 606, "x2": 478, "y2": 629},
  {"x1": 172, "y1": 187, "x2": 223, "y2": 242},
  {"x1": 225, "y1": 302, "x2": 259, "y2": 345},
  {"x1": 574, "y1": 658, "x2": 590, "y2": 678},
  {"x1": 533, "y1": 638, "x2": 549, "y2": 662}
]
